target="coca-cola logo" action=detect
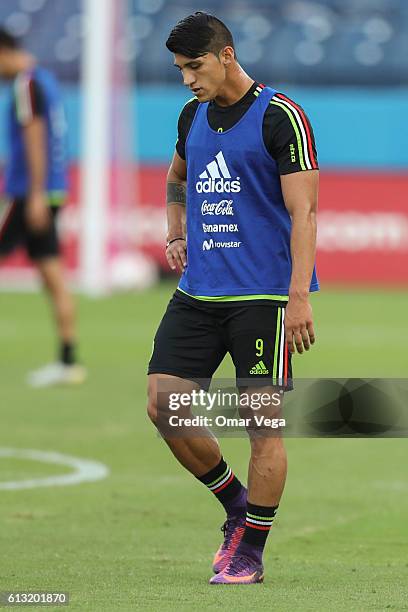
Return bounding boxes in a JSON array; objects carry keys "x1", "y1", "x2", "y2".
[{"x1": 201, "y1": 199, "x2": 234, "y2": 216}]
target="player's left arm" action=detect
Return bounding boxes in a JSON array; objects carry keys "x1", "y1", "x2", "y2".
[
  {"x1": 266, "y1": 95, "x2": 319, "y2": 354},
  {"x1": 281, "y1": 170, "x2": 318, "y2": 354},
  {"x1": 15, "y1": 76, "x2": 49, "y2": 233}
]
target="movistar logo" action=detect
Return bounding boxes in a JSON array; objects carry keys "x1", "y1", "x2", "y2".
[
  {"x1": 202, "y1": 239, "x2": 242, "y2": 251},
  {"x1": 249, "y1": 360, "x2": 269, "y2": 375},
  {"x1": 196, "y1": 151, "x2": 241, "y2": 194}
]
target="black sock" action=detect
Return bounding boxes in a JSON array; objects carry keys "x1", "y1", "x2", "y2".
[
  {"x1": 60, "y1": 342, "x2": 75, "y2": 365},
  {"x1": 241, "y1": 501, "x2": 278, "y2": 549},
  {"x1": 197, "y1": 457, "x2": 246, "y2": 515}
]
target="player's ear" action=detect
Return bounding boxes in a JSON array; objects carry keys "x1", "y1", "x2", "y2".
[{"x1": 220, "y1": 46, "x2": 234, "y2": 66}]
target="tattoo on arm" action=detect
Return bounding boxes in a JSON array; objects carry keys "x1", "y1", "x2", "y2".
[{"x1": 167, "y1": 182, "x2": 186, "y2": 206}]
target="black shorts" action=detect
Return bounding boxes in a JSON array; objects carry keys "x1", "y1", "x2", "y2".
[
  {"x1": 148, "y1": 290, "x2": 292, "y2": 390},
  {"x1": 0, "y1": 197, "x2": 60, "y2": 260}
]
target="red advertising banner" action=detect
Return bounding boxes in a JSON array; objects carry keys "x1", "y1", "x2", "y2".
[
  {"x1": 317, "y1": 173, "x2": 408, "y2": 284},
  {"x1": 135, "y1": 168, "x2": 408, "y2": 285},
  {"x1": 1, "y1": 168, "x2": 407, "y2": 286}
]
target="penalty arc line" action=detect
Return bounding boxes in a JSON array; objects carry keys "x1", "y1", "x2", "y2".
[{"x1": 0, "y1": 448, "x2": 109, "y2": 491}]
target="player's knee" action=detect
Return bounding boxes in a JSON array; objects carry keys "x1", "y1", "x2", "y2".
[
  {"x1": 43, "y1": 276, "x2": 64, "y2": 298},
  {"x1": 147, "y1": 376, "x2": 161, "y2": 426},
  {"x1": 146, "y1": 395, "x2": 158, "y2": 426},
  {"x1": 249, "y1": 434, "x2": 285, "y2": 458}
]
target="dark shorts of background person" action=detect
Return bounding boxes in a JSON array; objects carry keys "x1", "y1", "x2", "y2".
[
  {"x1": 148, "y1": 290, "x2": 293, "y2": 392},
  {"x1": 0, "y1": 197, "x2": 61, "y2": 260}
]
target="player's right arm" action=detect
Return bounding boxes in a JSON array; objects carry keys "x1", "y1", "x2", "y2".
[
  {"x1": 23, "y1": 116, "x2": 49, "y2": 233},
  {"x1": 166, "y1": 150, "x2": 187, "y2": 272},
  {"x1": 165, "y1": 97, "x2": 198, "y2": 272}
]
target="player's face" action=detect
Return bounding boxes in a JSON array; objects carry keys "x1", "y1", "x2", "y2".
[{"x1": 173, "y1": 52, "x2": 227, "y2": 101}]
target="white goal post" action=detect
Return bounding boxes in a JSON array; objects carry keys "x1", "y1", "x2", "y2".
[{"x1": 80, "y1": 0, "x2": 113, "y2": 295}]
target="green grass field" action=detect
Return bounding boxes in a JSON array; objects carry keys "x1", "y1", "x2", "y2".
[{"x1": 0, "y1": 282, "x2": 407, "y2": 611}]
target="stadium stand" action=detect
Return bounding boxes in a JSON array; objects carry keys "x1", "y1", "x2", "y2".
[{"x1": 0, "y1": 0, "x2": 407, "y2": 85}]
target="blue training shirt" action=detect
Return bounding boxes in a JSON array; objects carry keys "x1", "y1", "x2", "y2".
[
  {"x1": 179, "y1": 85, "x2": 319, "y2": 298},
  {"x1": 5, "y1": 66, "x2": 67, "y2": 200}
]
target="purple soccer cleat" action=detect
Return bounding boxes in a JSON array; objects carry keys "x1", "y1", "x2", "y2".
[
  {"x1": 210, "y1": 553, "x2": 264, "y2": 584},
  {"x1": 212, "y1": 516, "x2": 246, "y2": 574}
]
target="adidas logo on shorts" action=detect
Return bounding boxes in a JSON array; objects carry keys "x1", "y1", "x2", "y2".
[{"x1": 249, "y1": 360, "x2": 269, "y2": 375}]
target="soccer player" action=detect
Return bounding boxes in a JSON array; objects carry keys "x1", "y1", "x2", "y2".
[
  {"x1": 147, "y1": 12, "x2": 319, "y2": 584},
  {"x1": 0, "y1": 27, "x2": 85, "y2": 387}
]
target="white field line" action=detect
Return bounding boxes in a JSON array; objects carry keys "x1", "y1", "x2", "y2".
[{"x1": 0, "y1": 448, "x2": 109, "y2": 490}]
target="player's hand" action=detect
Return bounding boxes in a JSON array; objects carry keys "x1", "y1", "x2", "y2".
[
  {"x1": 166, "y1": 238, "x2": 187, "y2": 273},
  {"x1": 285, "y1": 295, "x2": 315, "y2": 354},
  {"x1": 25, "y1": 192, "x2": 50, "y2": 234}
]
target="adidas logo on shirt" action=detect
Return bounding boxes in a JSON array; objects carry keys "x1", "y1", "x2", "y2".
[
  {"x1": 196, "y1": 151, "x2": 241, "y2": 194},
  {"x1": 249, "y1": 360, "x2": 269, "y2": 375}
]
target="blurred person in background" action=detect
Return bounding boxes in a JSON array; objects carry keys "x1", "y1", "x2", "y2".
[
  {"x1": 0, "y1": 27, "x2": 86, "y2": 387},
  {"x1": 147, "y1": 12, "x2": 318, "y2": 585}
]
